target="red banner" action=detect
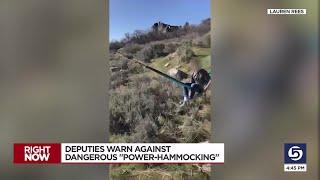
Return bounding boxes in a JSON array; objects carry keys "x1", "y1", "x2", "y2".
[{"x1": 13, "y1": 143, "x2": 61, "y2": 164}]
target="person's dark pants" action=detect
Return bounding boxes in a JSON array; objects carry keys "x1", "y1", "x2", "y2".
[{"x1": 183, "y1": 83, "x2": 203, "y2": 100}]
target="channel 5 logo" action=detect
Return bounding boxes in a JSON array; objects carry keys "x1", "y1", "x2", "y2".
[{"x1": 284, "y1": 143, "x2": 306, "y2": 164}]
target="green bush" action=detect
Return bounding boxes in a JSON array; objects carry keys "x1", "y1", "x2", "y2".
[
  {"x1": 164, "y1": 43, "x2": 180, "y2": 54},
  {"x1": 176, "y1": 42, "x2": 195, "y2": 63},
  {"x1": 127, "y1": 60, "x2": 144, "y2": 74},
  {"x1": 152, "y1": 43, "x2": 167, "y2": 57},
  {"x1": 181, "y1": 123, "x2": 209, "y2": 143},
  {"x1": 136, "y1": 43, "x2": 169, "y2": 62},
  {"x1": 194, "y1": 33, "x2": 210, "y2": 48},
  {"x1": 121, "y1": 43, "x2": 142, "y2": 55},
  {"x1": 109, "y1": 135, "x2": 131, "y2": 143},
  {"x1": 131, "y1": 117, "x2": 159, "y2": 143}
]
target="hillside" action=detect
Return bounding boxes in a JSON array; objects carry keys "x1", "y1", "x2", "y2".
[{"x1": 109, "y1": 19, "x2": 211, "y2": 179}]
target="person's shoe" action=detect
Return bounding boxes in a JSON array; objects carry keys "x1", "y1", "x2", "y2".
[
  {"x1": 179, "y1": 100, "x2": 190, "y2": 107},
  {"x1": 179, "y1": 96, "x2": 190, "y2": 107},
  {"x1": 179, "y1": 101, "x2": 187, "y2": 107}
]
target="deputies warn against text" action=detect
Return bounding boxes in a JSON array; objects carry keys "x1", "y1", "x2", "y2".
[{"x1": 65, "y1": 145, "x2": 171, "y2": 153}]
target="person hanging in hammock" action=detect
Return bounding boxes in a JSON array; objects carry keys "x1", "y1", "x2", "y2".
[
  {"x1": 124, "y1": 54, "x2": 211, "y2": 106},
  {"x1": 180, "y1": 68, "x2": 211, "y2": 107}
]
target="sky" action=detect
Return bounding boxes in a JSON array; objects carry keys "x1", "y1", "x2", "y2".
[{"x1": 109, "y1": 0, "x2": 211, "y2": 41}]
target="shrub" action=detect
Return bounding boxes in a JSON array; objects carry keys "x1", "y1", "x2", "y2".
[
  {"x1": 196, "y1": 18, "x2": 211, "y2": 35},
  {"x1": 109, "y1": 135, "x2": 131, "y2": 143},
  {"x1": 110, "y1": 71, "x2": 129, "y2": 89},
  {"x1": 121, "y1": 43, "x2": 142, "y2": 55},
  {"x1": 176, "y1": 42, "x2": 195, "y2": 63},
  {"x1": 149, "y1": 43, "x2": 166, "y2": 58},
  {"x1": 136, "y1": 46, "x2": 153, "y2": 62},
  {"x1": 181, "y1": 123, "x2": 209, "y2": 143},
  {"x1": 131, "y1": 117, "x2": 159, "y2": 143},
  {"x1": 127, "y1": 60, "x2": 144, "y2": 74},
  {"x1": 136, "y1": 43, "x2": 167, "y2": 62},
  {"x1": 110, "y1": 40, "x2": 125, "y2": 52},
  {"x1": 194, "y1": 33, "x2": 211, "y2": 48},
  {"x1": 164, "y1": 43, "x2": 179, "y2": 54}
]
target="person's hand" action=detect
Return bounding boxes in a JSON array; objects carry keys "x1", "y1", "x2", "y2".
[{"x1": 204, "y1": 80, "x2": 211, "y2": 91}]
